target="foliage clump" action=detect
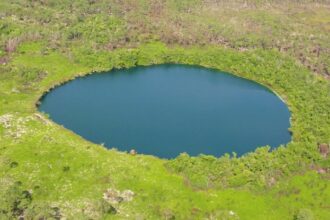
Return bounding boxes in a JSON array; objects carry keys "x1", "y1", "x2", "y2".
[
  {"x1": 0, "y1": 0, "x2": 329, "y2": 219},
  {"x1": 0, "y1": 181, "x2": 62, "y2": 219}
]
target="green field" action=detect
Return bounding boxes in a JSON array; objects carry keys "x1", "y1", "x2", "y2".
[{"x1": 0, "y1": 1, "x2": 330, "y2": 219}]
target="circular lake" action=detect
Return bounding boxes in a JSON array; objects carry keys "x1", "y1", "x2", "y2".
[{"x1": 39, "y1": 64, "x2": 291, "y2": 158}]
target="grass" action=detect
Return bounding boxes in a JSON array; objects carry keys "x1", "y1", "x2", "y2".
[
  {"x1": 0, "y1": 0, "x2": 329, "y2": 219},
  {"x1": 0, "y1": 41, "x2": 329, "y2": 219}
]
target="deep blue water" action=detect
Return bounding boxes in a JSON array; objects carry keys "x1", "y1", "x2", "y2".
[{"x1": 39, "y1": 65, "x2": 291, "y2": 159}]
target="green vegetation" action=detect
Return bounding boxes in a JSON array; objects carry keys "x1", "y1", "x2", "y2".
[{"x1": 0, "y1": 0, "x2": 329, "y2": 219}]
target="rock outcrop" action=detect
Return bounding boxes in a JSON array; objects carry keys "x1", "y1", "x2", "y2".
[{"x1": 103, "y1": 188, "x2": 134, "y2": 205}]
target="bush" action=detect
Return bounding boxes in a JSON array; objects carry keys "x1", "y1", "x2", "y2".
[
  {"x1": 0, "y1": 182, "x2": 32, "y2": 218},
  {"x1": 294, "y1": 209, "x2": 314, "y2": 220}
]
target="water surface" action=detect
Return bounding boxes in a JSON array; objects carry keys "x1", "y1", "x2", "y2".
[{"x1": 39, "y1": 65, "x2": 291, "y2": 158}]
